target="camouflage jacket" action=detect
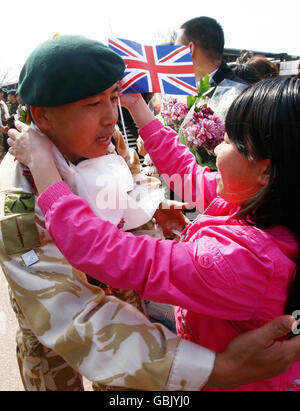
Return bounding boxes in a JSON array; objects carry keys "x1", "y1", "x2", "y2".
[{"x1": 0, "y1": 139, "x2": 215, "y2": 390}]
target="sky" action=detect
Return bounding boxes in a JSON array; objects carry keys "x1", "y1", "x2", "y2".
[{"x1": 1, "y1": 0, "x2": 299, "y2": 83}]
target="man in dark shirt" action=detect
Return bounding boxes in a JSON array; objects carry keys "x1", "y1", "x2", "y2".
[{"x1": 175, "y1": 16, "x2": 247, "y2": 89}]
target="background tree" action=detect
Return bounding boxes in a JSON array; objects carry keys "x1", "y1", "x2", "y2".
[{"x1": 152, "y1": 29, "x2": 178, "y2": 45}]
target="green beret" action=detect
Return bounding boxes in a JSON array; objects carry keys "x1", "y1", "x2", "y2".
[
  {"x1": 18, "y1": 35, "x2": 125, "y2": 107},
  {"x1": 7, "y1": 89, "x2": 17, "y2": 96}
]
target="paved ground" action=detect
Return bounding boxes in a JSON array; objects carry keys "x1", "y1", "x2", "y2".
[
  {"x1": 0, "y1": 266, "x2": 92, "y2": 391},
  {"x1": 0, "y1": 267, "x2": 24, "y2": 391}
]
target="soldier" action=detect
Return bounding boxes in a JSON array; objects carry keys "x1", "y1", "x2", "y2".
[
  {"x1": 2, "y1": 35, "x2": 300, "y2": 392},
  {"x1": 7, "y1": 90, "x2": 19, "y2": 118},
  {"x1": 0, "y1": 34, "x2": 208, "y2": 391},
  {"x1": 0, "y1": 88, "x2": 10, "y2": 156},
  {"x1": 0, "y1": 88, "x2": 9, "y2": 161}
]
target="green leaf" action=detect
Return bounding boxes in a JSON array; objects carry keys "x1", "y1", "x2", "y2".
[
  {"x1": 202, "y1": 74, "x2": 210, "y2": 87},
  {"x1": 187, "y1": 95, "x2": 197, "y2": 109},
  {"x1": 179, "y1": 132, "x2": 188, "y2": 147},
  {"x1": 196, "y1": 74, "x2": 212, "y2": 100},
  {"x1": 190, "y1": 147, "x2": 205, "y2": 165}
]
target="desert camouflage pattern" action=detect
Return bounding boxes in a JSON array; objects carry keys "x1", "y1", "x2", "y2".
[
  {"x1": 0, "y1": 135, "x2": 188, "y2": 391},
  {"x1": 9, "y1": 288, "x2": 84, "y2": 391}
]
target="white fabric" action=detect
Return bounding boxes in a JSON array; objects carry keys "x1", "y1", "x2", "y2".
[
  {"x1": 51, "y1": 141, "x2": 164, "y2": 232},
  {"x1": 207, "y1": 68, "x2": 218, "y2": 84},
  {"x1": 167, "y1": 339, "x2": 215, "y2": 391}
]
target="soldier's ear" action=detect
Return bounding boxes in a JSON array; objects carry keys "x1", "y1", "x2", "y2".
[{"x1": 30, "y1": 106, "x2": 52, "y2": 131}]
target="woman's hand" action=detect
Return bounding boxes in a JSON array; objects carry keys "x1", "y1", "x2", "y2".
[
  {"x1": 119, "y1": 91, "x2": 155, "y2": 129},
  {"x1": 119, "y1": 92, "x2": 144, "y2": 112},
  {"x1": 154, "y1": 200, "x2": 191, "y2": 241},
  {"x1": 7, "y1": 121, "x2": 53, "y2": 168},
  {"x1": 7, "y1": 121, "x2": 61, "y2": 194}
]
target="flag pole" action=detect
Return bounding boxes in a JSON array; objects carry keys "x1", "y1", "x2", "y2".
[
  {"x1": 109, "y1": 18, "x2": 129, "y2": 148},
  {"x1": 118, "y1": 97, "x2": 129, "y2": 147}
]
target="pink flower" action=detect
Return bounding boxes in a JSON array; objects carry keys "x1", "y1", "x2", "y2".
[
  {"x1": 171, "y1": 102, "x2": 189, "y2": 118},
  {"x1": 181, "y1": 105, "x2": 225, "y2": 151},
  {"x1": 14, "y1": 112, "x2": 21, "y2": 121},
  {"x1": 161, "y1": 96, "x2": 225, "y2": 155},
  {"x1": 161, "y1": 97, "x2": 189, "y2": 131}
]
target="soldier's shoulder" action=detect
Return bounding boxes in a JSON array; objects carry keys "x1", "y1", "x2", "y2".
[{"x1": 0, "y1": 191, "x2": 40, "y2": 257}]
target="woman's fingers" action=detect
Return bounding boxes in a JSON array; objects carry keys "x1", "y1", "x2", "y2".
[
  {"x1": 7, "y1": 136, "x2": 19, "y2": 160},
  {"x1": 14, "y1": 120, "x2": 28, "y2": 132},
  {"x1": 7, "y1": 128, "x2": 19, "y2": 140},
  {"x1": 7, "y1": 137, "x2": 14, "y2": 147}
]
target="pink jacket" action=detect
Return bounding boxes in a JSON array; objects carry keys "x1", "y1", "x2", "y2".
[{"x1": 38, "y1": 119, "x2": 300, "y2": 391}]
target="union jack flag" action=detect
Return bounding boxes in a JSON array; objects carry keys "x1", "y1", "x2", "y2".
[{"x1": 108, "y1": 38, "x2": 198, "y2": 95}]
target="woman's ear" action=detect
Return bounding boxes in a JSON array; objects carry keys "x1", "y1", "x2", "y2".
[
  {"x1": 30, "y1": 106, "x2": 52, "y2": 131},
  {"x1": 257, "y1": 159, "x2": 271, "y2": 187}
]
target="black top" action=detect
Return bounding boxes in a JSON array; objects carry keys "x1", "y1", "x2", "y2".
[{"x1": 212, "y1": 61, "x2": 248, "y2": 86}]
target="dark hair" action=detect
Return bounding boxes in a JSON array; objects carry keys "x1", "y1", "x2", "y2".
[
  {"x1": 246, "y1": 56, "x2": 279, "y2": 80},
  {"x1": 225, "y1": 77, "x2": 300, "y2": 319},
  {"x1": 180, "y1": 16, "x2": 224, "y2": 60},
  {"x1": 233, "y1": 64, "x2": 260, "y2": 84}
]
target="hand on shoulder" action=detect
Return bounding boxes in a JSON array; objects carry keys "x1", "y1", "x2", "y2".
[{"x1": 7, "y1": 121, "x2": 52, "y2": 168}]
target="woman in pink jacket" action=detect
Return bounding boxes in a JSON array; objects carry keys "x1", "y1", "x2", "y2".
[{"x1": 8, "y1": 77, "x2": 300, "y2": 390}]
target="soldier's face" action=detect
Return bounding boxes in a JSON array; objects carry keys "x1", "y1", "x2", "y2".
[
  {"x1": 8, "y1": 94, "x2": 16, "y2": 103},
  {"x1": 44, "y1": 83, "x2": 120, "y2": 161},
  {"x1": 16, "y1": 95, "x2": 23, "y2": 105}
]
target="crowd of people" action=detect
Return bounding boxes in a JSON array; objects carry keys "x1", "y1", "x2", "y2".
[
  {"x1": 0, "y1": 88, "x2": 24, "y2": 159},
  {"x1": 235, "y1": 49, "x2": 300, "y2": 85},
  {"x1": 234, "y1": 54, "x2": 279, "y2": 84},
  {"x1": 1, "y1": 16, "x2": 300, "y2": 393}
]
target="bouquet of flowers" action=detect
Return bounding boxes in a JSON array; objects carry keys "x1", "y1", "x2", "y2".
[
  {"x1": 160, "y1": 76, "x2": 225, "y2": 170},
  {"x1": 14, "y1": 105, "x2": 31, "y2": 125}
]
